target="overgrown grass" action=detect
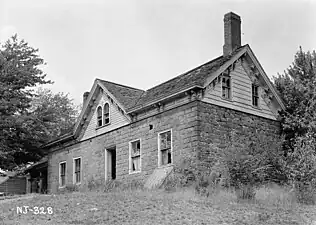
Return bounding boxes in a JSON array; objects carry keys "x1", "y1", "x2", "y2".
[{"x1": 0, "y1": 184, "x2": 315, "y2": 225}]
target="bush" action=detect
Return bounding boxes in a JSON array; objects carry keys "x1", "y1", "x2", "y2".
[
  {"x1": 207, "y1": 131, "x2": 286, "y2": 200},
  {"x1": 284, "y1": 132, "x2": 316, "y2": 204}
]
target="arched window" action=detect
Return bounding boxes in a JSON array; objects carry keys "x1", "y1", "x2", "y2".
[
  {"x1": 104, "y1": 103, "x2": 110, "y2": 125},
  {"x1": 97, "y1": 106, "x2": 102, "y2": 127}
]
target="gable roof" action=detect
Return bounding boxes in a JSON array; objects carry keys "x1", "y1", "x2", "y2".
[
  {"x1": 97, "y1": 79, "x2": 144, "y2": 110},
  {"x1": 127, "y1": 45, "x2": 248, "y2": 112},
  {"x1": 44, "y1": 44, "x2": 285, "y2": 148}
]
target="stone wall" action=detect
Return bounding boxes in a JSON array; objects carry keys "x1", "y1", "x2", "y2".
[
  {"x1": 197, "y1": 101, "x2": 281, "y2": 161},
  {"x1": 47, "y1": 101, "x2": 199, "y2": 193},
  {"x1": 47, "y1": 99, "x2": 281, "y2": 193}
]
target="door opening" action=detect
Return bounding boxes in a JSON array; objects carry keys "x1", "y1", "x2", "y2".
[{"x1": 105, "y1": 147, "x2": 116, "y2": 181}]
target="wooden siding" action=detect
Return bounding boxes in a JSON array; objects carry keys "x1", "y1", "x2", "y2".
[
  {"x1": 203, "y1": 62, "x2": 277, "y2": 120},
  {"x1": 0, "y1": 176, "x2": 26, "y2": 194},
  {"x1": 80, "y1": 92, "x2": 130, "y2": 141}
]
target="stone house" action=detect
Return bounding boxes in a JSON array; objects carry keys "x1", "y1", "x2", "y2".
[{"x1": 44, "y1": 12, "x2": 284, "y2": 193}]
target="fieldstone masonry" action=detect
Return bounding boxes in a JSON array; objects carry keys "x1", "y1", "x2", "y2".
[
  {"x1": 48, "y1": 101, "x2": 200, "y2": 193},
  {"x1": 48, "y1": 98, "x2": 280, "y2": 193},
  {"x1": 197, "y1": 101, "x2": 280, "y2": 161}
]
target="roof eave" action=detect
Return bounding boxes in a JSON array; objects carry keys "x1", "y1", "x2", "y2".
[
  {"x1": 42, "y1": 134, "x2": 74, "y2": 148},
  {"x1": 126, "y1": 85, "x2": 203, "y2": 114},
  {"x1": 244, "y1": 45, "x2": 286, "y2": 111}
]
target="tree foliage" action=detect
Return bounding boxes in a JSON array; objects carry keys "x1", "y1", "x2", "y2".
[
  {"x1": 274, "y1": 47, "x2": 316, "y2": 204},
  {"x1": 0, "y1": 35, "x2": 52, "y2": 169},
  {"x1": 0, "y1": 35, "x2": 80, "y2": 169},
  {"x1": 273, "y1": 47, "x2": 316, "y2": 151},
  {"x1": 30, "y1": 87, "x2": 80, "y2": 142}
]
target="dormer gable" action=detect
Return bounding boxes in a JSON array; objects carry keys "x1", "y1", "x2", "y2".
[{"x1": 73, "y1": 79, "x2": 144, "y2": 140}]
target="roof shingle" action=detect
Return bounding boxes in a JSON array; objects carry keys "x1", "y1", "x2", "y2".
[
  {"x1": 99, "y1": 45, "x2": 246, "y2": 112},
  {"x1": 98, "y1": 80, "x2": 144, "y2": 110}
]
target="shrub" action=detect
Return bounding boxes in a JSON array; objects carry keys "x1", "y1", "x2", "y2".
[
  {"x1": 284, "y1": 132, "x2": 316, "y2": 204},
  {"x1": 208, "y1": 131, "x2": 286, "y2": 200}
]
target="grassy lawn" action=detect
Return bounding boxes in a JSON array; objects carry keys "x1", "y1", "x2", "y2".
[{"x1": 0, "y1": 187, "x2": 316, "y2": 225}]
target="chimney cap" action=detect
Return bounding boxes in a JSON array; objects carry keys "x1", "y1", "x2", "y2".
[{"x1": 224, "y1": 12, "x2": 241, "y2": 21}]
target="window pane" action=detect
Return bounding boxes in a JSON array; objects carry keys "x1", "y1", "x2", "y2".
[
  {"x1": 75, "y1": 159, "x2": 81, "y2": 172},
  {"x1": 104, "y1": 104, "x2": 110, "y2": 124},
  {"x1": 168, "y1": 149, "x2": 172, "y2": 164},
  {"x1": 61, "y1": 176, "x2": 65, "y2": 186},
  {"x1": 161, "y1": 150, "x2": 168, "y2": 165},
  {"x1": 76, "y1": 172, "x2": 80, "y2": 183},
  {"x1": 61, "y1": 163, "x2": 66, "y2": 176},
  {"x1": 166, "y1": 132, "x2": 171, "y2": 148},
  {"x1": 132, "y1": 156, "x2": 140, "y2": 172},
  {"x1": 131, "y1": 141, "x2": 140, "y2": 156},
  {"x1": 60, "y1": 163, "x2": 66, "y2": 186},
  {"x1": 97, "y1": 106, "x2": 102, "y2": 126},
  {"x1": 104, "y1": 103, "x2": 109, "y2": 113}
]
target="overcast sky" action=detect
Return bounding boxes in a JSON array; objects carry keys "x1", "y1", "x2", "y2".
[{"x1": 0, "y1": 0, "x2": 315, "y2": 105}]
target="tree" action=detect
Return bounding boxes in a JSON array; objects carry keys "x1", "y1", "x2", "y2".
[
  {"x1": 273, "y1": 47, "x2": 316, "y2": 152},
  {"x1": 274, "y1": 47, "x2": 316, "y2": 204},
  {"x1": 30, "y1": 87, "x2": 80, "y2": 142},
  {"x1": 0, "y1": 35, "x2": 52, "y2": 169}
]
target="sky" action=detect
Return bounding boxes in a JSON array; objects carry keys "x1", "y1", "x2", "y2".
[{"x1": 0, "y1": 0, "x2": 315, "y2": 105}]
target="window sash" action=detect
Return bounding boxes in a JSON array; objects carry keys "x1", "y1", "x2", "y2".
[
  {"x1": 131, "y1": 141, "x2": 140, "y2": 157},
  {"x1": 222, "y1": 87, "x2": 230, "y2": 99},
  {"x1": 252, "y1": 96, "x2": 259, "y2": 106},
  {"x1": 159, "y1": 131, "x2": 172, "y2": 165},
  {"x1": 74, "y1": 159, "x2": 81, "y2": 183},
  {"x1": 161, "y1": 148, "x2": 172, "y2": 165},
  {"x1": 160, "y1": 132, "x2": 171, "y2": 150},
  {"x1": 131, "y1": 155, "x2": 140, "y2": 172},
  {"x1": 222, "y1": 76, "x2": 231, "y2": 99},
  {"x1": 104, "y1": 104, "x2": 110, "y2": 124},
  {"x1": 60, "y1": 163, "x2": 66, "y2": 186},
  {"x1": 75, "y1": 159, "x2": 81, "y2": 173},
  {"x1": 252, "y1": 85, "x2": 259, "y2": 106},
  {"x1": 75, "y1": 171, "x2": 81, "y2": 183},
  {"x1": 97, "y1": 106, "x2": 102, "y2": 127},
  {"x1": 60, "y1": 175, "x2": 66, "y2": 186}
]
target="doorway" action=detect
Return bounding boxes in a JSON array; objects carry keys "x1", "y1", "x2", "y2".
[{"x1": 105, "y1": 147, "x2": 116, "y2": 181}]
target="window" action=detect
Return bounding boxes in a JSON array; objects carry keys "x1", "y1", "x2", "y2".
[
  {"x1": 129, "y1": 140, "x2": 141, "y2": 173},
  {"x1": 252, "y1": 84, "x2": 259, "y2": 107},
  {"x1": 158, "y1": 130, "x2": 172, "y2": 166},
  {"x1": 222, "y1": 76, "x2": 231, "y2": 99},
  {"x1": 59, "y1": 162, "x2": 66, "y2": 187},
  {"x1": 73, "y1": 157, "x2": 81, "y2": 184},
  {"x1": 104, "y1": 103, "x2": 110, "y2": 125},
  {"x1": 97, "y1": 106, "x2": 102, "y2": 127}
]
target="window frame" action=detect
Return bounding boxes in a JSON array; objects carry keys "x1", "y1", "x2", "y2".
[
  {"x1": 252, "y1": 84, "x2": 259, "y2": 107},
  {"x1": 157, "y1": 129, "x2": 173, "y2": 168},
  {"x1": 221, "y1": 75, "x2": 232, "y2": 100},
  {"x1": 73, "y1": 157, "x2": 82, "y2": 185},
  {"x1": 129, "y1": 139, "x2": 141, "y2": 174},
  {"x1": 103, "y1": 103, "x2": 110, "y2": 125},
  {"x1": 96, "y1": 106, "x2": 103, "y2": 127},
  {"x1": 59, "y1": 161, "x2": 67, "y2": 188}
]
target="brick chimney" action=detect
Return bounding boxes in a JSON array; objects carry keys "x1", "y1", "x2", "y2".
[
  {"x1": 223, "y1": 12, "x2": 241, "y2": 56},
  {"x1": 83, "y1": 91, "x2": 89, "y2": 105}
]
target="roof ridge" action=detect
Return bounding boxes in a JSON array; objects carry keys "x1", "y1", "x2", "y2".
[
  {"x1": 97, "y1": 79, "x2": 145, "y2": 92},
  {"x1": 143, "y1": 55, "x2": 223, "y2": 93}
]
